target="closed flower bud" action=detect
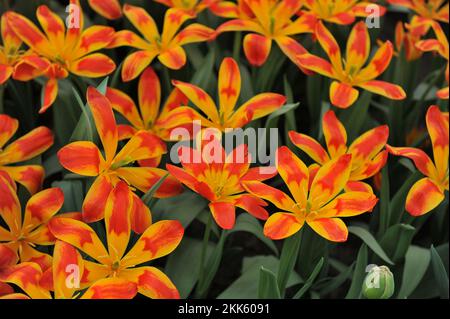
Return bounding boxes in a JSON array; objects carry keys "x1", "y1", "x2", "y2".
[{"x1": 362, "y1": 265, "x2": 395, "y2": 299}]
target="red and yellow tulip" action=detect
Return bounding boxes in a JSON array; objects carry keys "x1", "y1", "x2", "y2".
[
  {"x1": 210, "y1": 0, "x2": 255, "y2": 19},
  {"x1": 58, "y1": 87, "x2": 181, "y2": 229},
  {"x1": 57, "y1": 86, "x2": 182, "y2": 231},
  {"x1": 388, "y1": 0, "x2": 449, "y2": 23},
  {"x1": 297, "y1": 21, "x2": 406, "y2": 108},
  {"x1": 289, "y1": 110, "x2": 388, "y2": 193},
  {"x1": 299, "y1": 0, "x2": 386, "y2": 27},
  {"x1": 106, "y1": 66, "x2": 193, "y2": 167},
  {"x1": 243, "y1": 147, "x2": 378, "y2": 241},
  {"x1": 7, "y1": 0, "x2": 116, "y2": 112},
  {"x1": 0, "y1": 12, "x2": 26, "y2": 85},
  {"x1": 167, "y1": 137, "x2": 276, "y2": 229},
  {"x1": 155, "y1": 0, "x2": 221, "y2": 15},
  {"x1": 109, "y1": 4, "x2": 214, "y2": 81},
  {"x1": 0, "y1": 115, "x2": 53, "y2": 194},
  {"x1": 416, "y1": 21, "x2": 449, "y2": 99},
  {"x1": 393, "y1": 16, "x2": 430, "y2": 61},
  {"x1": 216, "y1": 0, "x2": 313, "y2": 66},
  {"x1": 387, "y1": 105, "x2": 449, "y2": 216},
  {"x1": 0, "y1": 175, "x2": 64, "y2": 271},
  {"x1": 49, "y1": 182, "x2": 184, "y2": 299},
  {"x1": 172, "y1": 57, "x2": 286, "y2": 131}
]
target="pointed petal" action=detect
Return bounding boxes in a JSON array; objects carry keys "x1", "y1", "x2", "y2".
[
  {"x1": 426, "y1": 105, "x2": 449, "y2": 180},
  {"x1": 88, "y1": 0, "x2": 122, "y2": 20},
  {"x1": 276, "y1": 146, "x2": 309, "y2": 204},
  {"x1": 209, "y1": 201, "x2": 236, "y2": 229},
  {"x1": 345, "y1": 181, "x2": 374, "y2": 193},
  {"x1": 0, "y1": 64, "x2": 13, "y2": 85},
  {"x1": 39, "y1": 78, "x2": 58, "y2": 114},
  {"x1": 53, "y1": 240, "x2": 84, "y2": 299},
  {"x1": 264, "y1": 212, "x2": 303, "y2": 240},
  {"x1": 0, "y1": 262, "x2": 50, "y2": 299},
  {"x1": 166, "y1": 164, "x2": 215, "y2": 200},
  {"x1": 345, "y1": 22, "x2": 370, "y2": 73},
  {"x1": 158, "y1": 46, "x2": 187, "y2": 70},
  {"x1": 57, "y1": 141, "x2": 103, "y2": 176},
  {"x1": 295, "y1": 53, "x2": 335, "y2": 78},
  {"x1": 0, "y1": 175, "x2": 21, "y2": 235},
  {"x1": 319, "y1": 192, "x2": 377, "y2": 218},
  {"x1": 36, "y1": 5, "x2": 65, "y2": 49},
  {"x1": 49, "y1": 217, "x2": 110, "y2": 264},
  {"x1": 120, "y1": 267, "x2": 179, "y2": 299},
  {"x1": 323, "y1": 110, "x2": 347, "y2": 158},
  {"x1": 19, "y1": 244, "x2": 52, "y2": 270},
  {"x1": 309, "y1": 154, "x2": 352, "y2": 209},
  {"x1": 307, "y1": 218, "x2": 348, "y2": 242},
  {"x1": 216, "y1": 19, "x2": 264, "y2": 34},
  {"x1": 356, "y1": 41, "x2": 394, "y2": 81},
  {"x1": 0, "y1": 165, "x2": 44, "y2": 195},
  {"x1": 406, "y1": 177, "x2": 445, "y2": 216},
  {"x1": 315, "y1": 21, "x2": 343, "y2": 73},
  {"x1": 234, "y1": 194, "x2": 269, "y2": 220},
  {"x1": 121, "y1": 220, "x2": 184, "y2": 268},
  {"x1": 275, "y1": 36, "x2": 309, "y2": 73},
  {"x1": 106, "y1": 87, "x2": 143, "y2": 129},
  {"x1": 138, "y1": 67, "x2": 161, "y2": 125},
  {"x1": 288, "y1": 131, "x2": 329, "y2": 165},
  {"x1": 23, "y1": 187, "x2": 64, "y2": 230},
  {"x1": 74, "y1": 26, "x2": 115, "y2": 57},
  {"x1": 131, "y1": 193, "x2": 152, "y2": 234},
  {"x1": 242, "y1": 180, "x2": 296, "y2": 212},
  {"x1": 161, "y1": 8, "x2": 193, "y2": 44},
  {"x1": 87, "y1": 86, "x2": 118, "y2": 163},
  {"x1": 123, "y1": 4, "x2": 159, "y2": 42},
  {"x1": 122, "y1": 50, "x2": 157, "y2": 82},
  {"x1": 348, "y1": 125, "x2": 389, "y2": 165},
  {"x1": 82, "y1": 175, "x2": 113, "y2": 223},
  {"x1": 358, "y1": 80, "x2": 406, "y2": 100},
  {"x1": 174, "y1": 23, "x2": 214, "y2": 46},
  {"x1": 386, "y1": 145, "x2": 438, "y2": 178},
  {"x1": 350, "y1": 150, "x2": 388, "y2": 180},
  {"x1": 70, "y1": 53, "x2": 116, "y2": 78},
  {"x1": 82, "y1": 278, "x2": 137, "y2": 299},
  {"x1": 0, "y1": 115, "x2": 18, "y2": 149},
  {"x1": 218, "y1": 57, "x2": 241, "y2": 119}
]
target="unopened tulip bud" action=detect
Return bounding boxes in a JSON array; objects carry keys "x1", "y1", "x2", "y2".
[{"x1": 362, "y1": 265, "x2": 395, "y2": 299}]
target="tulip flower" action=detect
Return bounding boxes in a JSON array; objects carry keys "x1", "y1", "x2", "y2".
[
  {"x1": 393, "y1": 16, "x2": 430, "y2": 61},
  {"x1": 172, "y1": 57, "x2": 286, "y2": 131},
  {"x1": 216, "y1": 0, "x2": 313, "y2": 67},
  {"x1": 387, "y1": 0, "x2": 449, "y2": 23},
  {"x1": 243, "y1": 147, "x2": 377, "y2": 241},
  {"x1": 49, "y1": 182, "x2": 184, "y2": 299},
  {"x1": 210, "y1": 0, "x2": 255, "y2": 19},
  {"x1": 387, "y1": 105, "x2": 449, "y2": 216},
  {"x1": 106, "y1": 66, "x2": 193, "y2": 167},
  {"x1": 299, "y1": 0, "x2": 386, "y2": 27},
  {"x1": 57, "y1": 87, "x2": 182, "y2": 231},
  {"x1": 416, "y1": 21, "x2": 449, "y2": 99},
  {"x1": 296, "y1": 21, "x2": 406, "y2": 108},
  {"x1": 289, "y1": 110, "x2": 389, "y2": 193},
  {"x1": 167, "y1": 137, "x2": 276, "y2": 229},
  {"x1": 0, "y1": 175, "x2": 64, "y2": 270},
  {"x1": 0, "y1": 12, "x2": 26, "y2": 84},
  {"x1": 0, "y1": 115, "x2": 53, "y2": 194},
  {"x1": 109, "y1": 5, "x2": 214, "y2": 81},
  {"x1": 88, "y1": 0, "x2": 122, "y2": 20},
  {"x1": 7, "y1": 0, "x2": 116, "y2": 112}
]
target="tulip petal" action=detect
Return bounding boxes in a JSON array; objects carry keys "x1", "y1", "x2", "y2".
[
  {"x1": 295, "y1": 53, "x2": 335, "y2": 78},
  {"x1": 358, "y1": 80, "x2": 406, "y2": 100},
  {"x1": 71, "y1": 53, "x2": 116, "y2": 78},
  {"x1": 406, "y1": 177, "x2": 445, "y2": 216},
  {"x1": 0, "y1": 115, "x2": 18, "y2": 149},
  {"x1": 234, "y1": 194, "x2": 269, "y2": 220},
  {"x1": 174, "y1": 23, "x2": 214, "y2": 46},
  {"x1": 426, "y1": 105, "x2": 449, "y2": 180},
  {"x1": 0, "y1": 64, "x2": 13, "y2": 85},
  {"x1": 120, "y1": 267, "x2": 179, "y2": 299},
  {"x1": 75, "y1": 26, "x2": 116, "y2": 58},
  {"x1": 348, "y1": 125, "x2": 389, "y2": 165},
  {"x1": 57, "y1": 141, "x2": 103, "y2": 176},
  {"x1": 158, "y1": 45, "x2": 187, "y2": 70},
  {"x1": 288, "y1": 131, "x2": 329, "y2": 165},
  {"x1": 319, "y1": 192, "x2": 377, "y2": 218},
  {"x1": 330, "y1": 81, "x2": 359, "y2": 108},
  {"x1": 82, "y1": 278, "x2": 137, "y2": 299},
  {"x1": 264, "y1": 212, "x2": 303, "y2": 240},
  {"x1": 315, "y1": 21, "x2": 343, "y2": 73},
  {"x1": 23, "y1": 187, "x2": 64, "y2": 231},
  {"x1": 49, "y1": 217, "x2": 110, "y2": 264},
  {"x1": 218, "y1": 57, "x2": 241, "y2": 120},
  {"x1": 307, "y1": 218, "x2": 348, "y2": 242},
  {"x1": 0, "y1": 262, "x2": 50, "y2": 299},
  {"x1": 323, "y1": 111, "x2": 347, "y2": 158},
  {"x1": 209, "y1": 201, "x2": 236, "y2": 229},
  {"x1": 357, "y1": 41, "x2": 394, "y2": 81},
  {"x1": 88, "y1": 0, "x2": 122, "y2": 20},
  {"x1": 36, "y1": 5, "x2": 65, "y2": 49},
  {"x1": 243, "y1": 33, "x2": 272, "y2": 66},
  {"x1": 345, "y1": 22, "x2": 370, "y2": 74},
  {"x1": 0, "y1": 165, "x2": 45, "y2": 195},
  {"x1": 242, "y1": 180, "x2": 296, "y2": 213},
  {"x1": 386, "y1": 145, "x2": 438, "y2": 178},
  {"x1": 161, "y1": 9, "x2": 193, "y2": 44},
  {"x1": 82, "y1": 175, "x2": 114, "y2": 223},
  {"x1": 139, "y1": 67, "x2": 161, "y2": 126},
  {"x1": 123, "y1": 4, "x2": 159, "y2": 42},
  {"x1": 53, "y1": 240, "x2": 84, "y2": 299},
  {"x1": 0, "y1": 175, "x2": 21, "y2": 235},
  {"x1": 121, "y1": 220, "x2": 184, "y2": 268},
  {"x1": 106, "y1": 87, "x2": 143, "y2": 129},
  {"x1": 131, "y1": 193, "x2": 152, "y2": 234},
  {"x1": 275, "y1": 36, "x2": 309, "y2": 72},
  {"x1": 122, "y1": 50, "x2": 158, "y2": 82}
]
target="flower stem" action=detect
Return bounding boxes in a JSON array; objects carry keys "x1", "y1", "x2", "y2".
[
  {"x1": 197, "y1": 213, "x2": 212, "y2": 296},
  {"x1": 232, "y1": 32, "x2": 242, "y2": 61},
  {"x1": 277, "y1": 228, "x2": 303, "y2": 298}
]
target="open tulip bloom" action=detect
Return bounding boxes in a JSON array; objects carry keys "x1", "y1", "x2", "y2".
[
  {"x1": 57, "y1": 86, "x2": 182, "y2": 231},
  {"x1": 0, "y1": 115, "x2": 53, "y2": 194},
  {"x1": 387, "y1": 105, "x2": 449, "y2": 216},
  {"x1": 243, "y1": 147, "x2": 378, "y2": 241},
  {"x1": 109, "y1": 4, "x2": 214, "y2": 81},
  {"x1": 296, "y1": 21, "x2": 406, "y2": 108},
  {"x1": 6, "y1": 0, "x2": 116, "y2": 113},
  {"x1": 289, "y1": 110, "x2": 389, "y2": 193},
  {"x1": 49, "y1": 182, "x2": 184, "y2": 299},
  {"x1": 387, "y1": 0, "x2": 449, "y2": 23}
]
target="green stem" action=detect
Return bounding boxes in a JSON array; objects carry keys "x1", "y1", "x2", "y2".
[
  {"x1": 232, "y1": 32, "x2": 242, "y2": 61},
  {"x1": 162, "y1": 67, "x2": 171, "y2": 96},
  {"x1": 0, "y1": 85, "x2": 5, "y2": 114},
  {"x1": 197, "y1": 214, "x2": 212, "y2": 295},
  {"x1": 277, "y1": 228, "x2": 303, "y2": 297}
]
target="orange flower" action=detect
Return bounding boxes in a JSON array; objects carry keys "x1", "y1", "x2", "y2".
[
  {"x1": 387, "y1": 0, "x2": 449, "y2": 23},
  {"x1": 387, "y1": 105, "x2": 449, "y2": 216},
  {"x1": 216, "y1": 0, "x2": 313, "y2": 66},
  {"x1": 393, "y1": 16, "x2": 431, "y2": 61},
  {"x1": 106, "y1": 66, "x2": 194, "y2": 167},
  {"x1": 88, "y1": 0, "x2": 122, "y2": 20},
  {"x1": 109, "y1": 4, "x2": 214, "y2": 81},
  {"x1": 167, "y1": 137, "x2": 276, "y2": 229},
  {"x1": 172, "y1": 57, "x2": 286, "y2": 131},
  {"x1": 416, "y1": 21, "x2": 449, "y2": 99},
  {"x1": 0, "y1": 115, "x2": 53, "y2": 194},
  {"x1": 0, "y1": 12, "x2": 26, "y2": 84},
  {"x1": 210, "y1": 0, "x2": 255, "y2": 19},
  {"x1": 7, "y1": 0, "x2": 116, "y2": 112},
  {"x1": 297, "y1": 21, "x2": 406, "y2": 108},
  {"x1": 49, "y1": 182, "x2": 183, "y2": 299},
  {"x1": 243, "y1": 147, "x2": 378, "y2": 241},
  {"x1": 57, "y1": 87, "x2": 182, "y2": 231},
  {"x1": 299, "y1": 0, "x2": 386, "y2": 27},
  {"x1": 0, "y1": 175, "x2": 64, "y2": 271},
  {"x1": 289, "y1": 110, "x2": 389, "y2": 193}
]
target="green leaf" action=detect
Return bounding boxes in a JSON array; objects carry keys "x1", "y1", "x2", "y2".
[
  {"x1": 388, "y1": 171, "x2": 421, "y2": 226},
  {"x1": 277, "y1": 229, "x2": 302, "y2": 297},
  {"x1": 264, "y1": 103, "x2": 300, "y2": 130},
  {"x1": 348, "y1": 226, "x2": 394, "y2": 265},
  {"x1": 228, "y1": 214, "x2": 278, "y2": 255},
  {"x1": 397, "y1": 245, "x2": 431, "y2": 299},
  {"x1": 52, "y1": 180, "x2": 84, "y2": 213},
  {"x1": 379, "y1": 224, "x2": 416, "y2": 263},
  {"x1": 378, "y1": 165, "x2": 390, "y2": 236},
  {"x1": 319, "y1": 262, "x2": 354, "y2": 296},
  {"x1": 141, "y1": 173, "x2": 169, "y2": 206},
  {"x1": 339, "y1": 90, "x2": 372, "y2": 141},
  {"x1": 258, "y1": 267, "x2": 281, "y2": 299},
  {"x1": 345, "y1": 244, "x2": 368, "y2": 299},
  {"x1": 217, "y1": 256, "x2": 302, "y2": 299},
  {"x1": 293, "y1": 257, "x2": 324, "y2": 299},
  {"x1": 430, "y1": 245, "x2": 449, "y2": 299}
]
